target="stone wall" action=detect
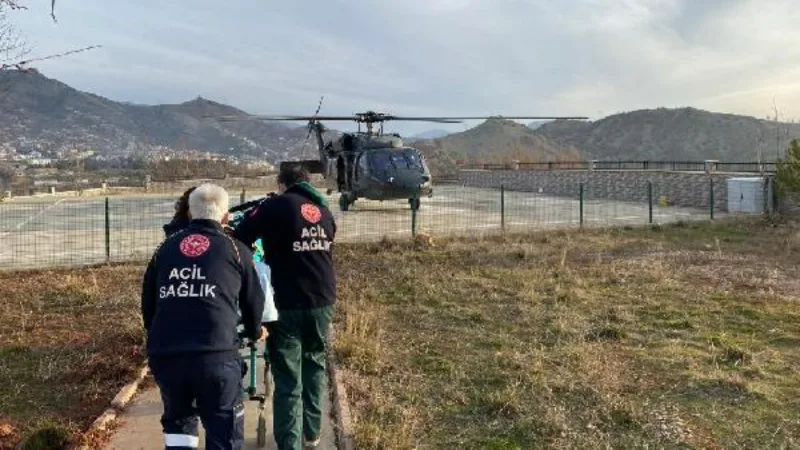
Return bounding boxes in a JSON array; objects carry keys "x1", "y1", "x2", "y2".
[
  {"x1": 146, "y1": 175, "x2": 276, "y2": 194},
  {"x1": 458, "y1": 169, "x2": 773, "y2": 212},
  {"x1": 3, "y1": 175, "x2": 329, "y2": 200}
]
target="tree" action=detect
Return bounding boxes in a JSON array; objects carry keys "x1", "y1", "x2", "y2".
[
  {"x1": 0, "y1": 3, "x2": 28, "y2": 68},
  {"x1": 768, "y1": 98, "x2": 792, "y2": 161},
  {"x1": 774, "y1": 139, "x2": 800, "y2": 197},
  {"x1": 0, "y1": 1, "x2": 56, "y2": 22},
  {"x1": 1, "y1": 1, "x2": 96, "y2": 73},
  {"x1": 0, "y1": 163, "x2": 13, "y2": 191}
]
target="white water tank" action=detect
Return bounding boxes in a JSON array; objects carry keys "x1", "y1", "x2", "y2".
[{"x1": 727, "y1": 177, "x2": 770, "y2": 213}]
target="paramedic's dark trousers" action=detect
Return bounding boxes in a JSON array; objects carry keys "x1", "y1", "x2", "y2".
[
  {"x1": 267, "y1": 305, "x2": 334, "y2": 450},
  {"x1": 149, "y1": 353, "x2": 245, "y2": 450}
]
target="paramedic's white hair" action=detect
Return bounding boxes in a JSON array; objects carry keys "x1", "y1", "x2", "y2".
[{"x1": 188, "y1": 184, "x2": 229, "y2": 222}]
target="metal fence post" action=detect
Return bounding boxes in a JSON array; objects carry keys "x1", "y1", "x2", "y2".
[
  {"x1": 709, "y1": 178, "x2": 715, "y2": 220},
  {"x1": 104, "y1": 197, "x2": 110, "y2": 262},
  {"x1": 500, "y1": 184, "x2": 505, "y2": 232},
  {"x1": 411, "y1": 190, "x2": 418, "y2": 236},
  {"x1": 648, "y1": 181, "x2": 653, "y2": 224},
  {"x1": 579, "y1": 183, "x2": 584, "y2": 228}
]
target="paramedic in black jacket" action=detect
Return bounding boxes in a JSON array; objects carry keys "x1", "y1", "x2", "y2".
[
  {"x1": 141, "y1": 183, "x2": 266, "y2": 450},
  {"x1": 233, "y1": 166, "x2": 335, "y2": 450}
]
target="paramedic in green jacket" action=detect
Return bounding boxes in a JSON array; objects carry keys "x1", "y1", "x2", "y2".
[{"x1": 232, "y1": 166, "x2": 335, "y2": 450}]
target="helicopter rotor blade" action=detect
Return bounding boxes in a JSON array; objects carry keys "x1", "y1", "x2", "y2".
[
  {"x1": 386, "y1": 116, "x2": 589, "y2": 121},
  {"x1": 206, "y1": 113, "x2": 589, "y2": 123},
  {"x1": 381, "y1": 117, "x2": 463, "y2": 123},
  {"x1": 313, "y1": 96, "x2": 324, "y2": 117},
  {"x1": 306, "y1": 95, "x2": 325, "y2": 140},
  {"x1": 208, "y1": 115, "x2": 358, "y2": 122}
]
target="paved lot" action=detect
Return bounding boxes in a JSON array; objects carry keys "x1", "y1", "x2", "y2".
[
  {"x1": 0, "y1": 185, "x2": 722, "y2": 270},
  {"x1": 105, "y1": 344, "x2": 336, "y2": 450}
]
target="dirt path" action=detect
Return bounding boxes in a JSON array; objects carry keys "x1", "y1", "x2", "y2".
[{"x1": 104, "y1": 348, "x2": 337, "y2": 450}]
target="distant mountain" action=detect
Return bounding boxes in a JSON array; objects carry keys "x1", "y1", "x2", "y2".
[
  {"x1": 0, "y1": 70, "x2": 327, "y2": 163},
  {"x1": 413, "y1": 118, "x2": 582, "y2": 175},
  {"x1": 4, "y1": 71, "x2": 794, "y2": 177},
  {"x1": 535, "y1": 107, "x2": 800, "y2": 161},
  {"x1": 408, "y1": 129, "x2": 452, "y2": 141}
]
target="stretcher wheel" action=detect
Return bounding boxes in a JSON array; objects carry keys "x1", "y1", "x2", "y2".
[{"x1": 256, "y1": 413, "x2": 267, "y2": 448}]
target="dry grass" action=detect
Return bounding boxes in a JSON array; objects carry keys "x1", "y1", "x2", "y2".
[
  {"x1": 332, "y1": 218, "x2": 800, "y2": 449},
  {"x1": 3, "y1": 217, "x2": 799, "y2": 449},
  {"x1": 0, "y1": 264, "x2": 146, "y2": 449}
]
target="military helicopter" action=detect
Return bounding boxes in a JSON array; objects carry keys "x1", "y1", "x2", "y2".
[{"x1": 217, "y1": 102, "x2": 588, "y2": 211}]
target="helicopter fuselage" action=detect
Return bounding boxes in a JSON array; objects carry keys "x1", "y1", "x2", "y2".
[
  {"x1": 337, "y1": 149, "x2": 432, "y2": 200},
  {"x1": 269, "y1": 110, "x2": 586, "y2": 211},
  {"x1": 328, "y1": 135, "x2": 432, "y2": 198},
  {"x1": 280, "y1": 128, "x2": 433, "y2": 210}
]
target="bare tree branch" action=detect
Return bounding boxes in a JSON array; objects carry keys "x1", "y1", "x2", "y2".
[
  {"x1": 0, "y1": 0, "x2": 57, "y2": 22},
  {"x1": 0, "y1": 5, "x2": 28, "y2": 64},
  {"x1": 770, "y1": 97, "x2": 791, "y2": 161},
  {"x1": 1, "y1": 0, "x2": 93, "y2": 76},
  {"x1": 0, "y1": 1, "x2": 27, "y2": 11},
  {"x1": 0, "y1": 5, "x2": 28, "y2": 98}
]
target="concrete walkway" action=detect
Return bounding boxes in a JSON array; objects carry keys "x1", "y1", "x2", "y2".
[{"x1": 104, "y1": 347, "x2": 337, "y2": 450}]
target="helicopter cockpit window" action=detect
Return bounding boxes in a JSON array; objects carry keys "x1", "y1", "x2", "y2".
[
  {"x1": 370, "y1": 152, "x2": 392, "y2": 176},
  {"x1": 369, "y1": 150, "x2": 423, "y2": 175},
  {"x1": 390, "y1": 153, "x2": 409, "y2": 169},
  {"x1": 403, "y1": 149, "x2": 423, "y2": 170}
]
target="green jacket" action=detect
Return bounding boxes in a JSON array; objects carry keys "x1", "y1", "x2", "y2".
[{"x1": 290, "y1": 181, "x2": 328, "y2": 208}]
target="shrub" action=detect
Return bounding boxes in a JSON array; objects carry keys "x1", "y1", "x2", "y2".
[{"x1": 774, "y1": 139, "x2": 800, "y2": 198}]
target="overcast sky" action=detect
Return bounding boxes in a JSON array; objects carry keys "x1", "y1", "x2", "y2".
[{"x1": 8, "y1": 0, "x2": 800, "y2": 135}]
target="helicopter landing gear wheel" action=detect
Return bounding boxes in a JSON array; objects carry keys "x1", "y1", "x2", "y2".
[{"x1": 409, "y1": 197, "x2": 421, "y2": 211}]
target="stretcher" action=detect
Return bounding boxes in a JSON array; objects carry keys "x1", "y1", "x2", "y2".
[
  {"x1": 237, "y1": 326, "x2": 272, "y2": 447},
  {"x1": 235, "y1": 259, "x2": 275, "y2": 448},
  {"x1": 228, "y1": 197, "x2": 279, "y2": 447}
]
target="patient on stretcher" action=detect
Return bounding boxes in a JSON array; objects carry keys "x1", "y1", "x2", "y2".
[{"x1": 227, "y1": 198, "x2": 279, "y2": 327}]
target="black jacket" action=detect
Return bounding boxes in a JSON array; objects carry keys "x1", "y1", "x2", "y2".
[
  {"x1": 233, "y1": 185, "x2": 336, "y2": 310},
  {"x1": 141, "y1": 219, "x2": 265, "y2": 357}
]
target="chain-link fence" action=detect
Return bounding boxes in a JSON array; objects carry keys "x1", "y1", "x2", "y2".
[{"x1": 0, "y1": 180, "x2": 735, "y2": 270}]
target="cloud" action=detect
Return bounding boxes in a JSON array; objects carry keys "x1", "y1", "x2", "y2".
[{"x1": 7, "y1": 0, "x2": 800, "y2": 134}]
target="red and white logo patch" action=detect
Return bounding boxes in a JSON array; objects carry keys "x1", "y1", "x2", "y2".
[
  {"x1": 301, "y1": 203, "x2": 322, "y2": 224},
  {"x1": 179, "y1": 234, "x2": 211, "y2": 257}
]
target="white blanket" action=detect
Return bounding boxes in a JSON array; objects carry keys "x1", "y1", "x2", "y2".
[{"x1": 254, "y1": 260, "x2": 279, "y2": 323}]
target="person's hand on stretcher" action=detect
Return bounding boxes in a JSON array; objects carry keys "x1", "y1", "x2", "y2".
[
  {"x1": 237, "y1": 319, "x2": 269, "y2": 343},
  {"x1": 256, "y1": 325, "x2": 268, "y2": 342}
]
